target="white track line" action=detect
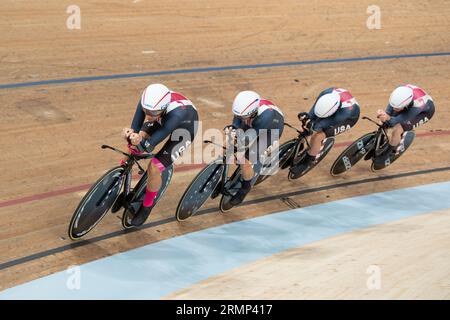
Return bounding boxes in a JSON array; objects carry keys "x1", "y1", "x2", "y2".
[{"x1": 197, "y1": 97, "x2": 224, "y2": 109}]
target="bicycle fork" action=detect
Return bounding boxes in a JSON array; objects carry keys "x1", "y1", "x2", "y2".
[{"x1": 95, "y1": 169, "x2": 127, "y2": 207}]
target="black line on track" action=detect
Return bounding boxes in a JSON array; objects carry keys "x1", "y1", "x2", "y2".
[{"x1": 1, "y1": 165, "x2": 449, "y2": 272}]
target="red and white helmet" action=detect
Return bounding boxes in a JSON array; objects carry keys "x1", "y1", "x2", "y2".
[
  {"x1": 232, "y1": 91, "x2": 261, "y2": 118},
  {"x1": 389, "y1": 86, "x2": 414, "y2": 111},
  {"x1": 141, "y1": 83, "x2": 171, "y2": 116}
]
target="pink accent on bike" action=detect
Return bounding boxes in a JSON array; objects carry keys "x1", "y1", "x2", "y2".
[
  {"x1": 119, "y1": 159, "x2": 126, "y2": 166},
  {"x1": 143, "y1": 189, "x2": 158, "y2": 207},
  {"x1": 151, "y1": 157, "x2": 165, "y2": 173},
  {"x1": 127, "y1": 144, "x2": 142, "y2": 155}
]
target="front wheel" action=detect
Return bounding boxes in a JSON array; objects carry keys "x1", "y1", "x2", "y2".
[
  {"x1": 176, "y1": 160, "x2": 224, "y2": 222},
  {"x1": 330, "y1": 132, "x2": 376, "y2": 176},
  {"x1": 68, "y1": 166, "x2": 125, "y2": 240}
]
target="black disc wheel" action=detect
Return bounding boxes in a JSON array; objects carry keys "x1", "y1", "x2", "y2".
[
  {"x1": 68, "y1": 166, "x2": 125, "y2": 240},
  {"x1": 176, "y1": 160, "x2": 224, "y2": 221},
  {"x1": 330, "y1": 133, "x2": 376, "y2": 176}
]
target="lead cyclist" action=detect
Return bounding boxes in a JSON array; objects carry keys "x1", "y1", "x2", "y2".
[{"x1": 122, "y1": 83, "x2": 199, "y2": 225}]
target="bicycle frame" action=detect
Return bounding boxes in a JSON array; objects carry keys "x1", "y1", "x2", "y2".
[
  {"x1": 199, "y1": 140, "x2": 233, "y2": 195},
  {"x1": 283, "y1": 122, "x2": 311, "y2": 165},
  {"x1": 361, "y1": 116, "x2": 390, "y2": 157},
  {"x1": 97, "y1": 144, "x2": 153, "y2": 206}
]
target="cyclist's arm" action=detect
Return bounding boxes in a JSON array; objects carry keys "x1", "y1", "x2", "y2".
[
  {"x1": 386, "y1": 106, "x2": 422, "y2": 128},
  {"x1": 237, "y1": 112, "x2": 273, "y2": 150},
  {"x1": 310, "y1": 116, "x2": 334, "y2": 134},
  {"x1": 231, "y1": 116, "x2": 243, "y2": 129},
  {"x1": 130, "y1": 101, "x2": 146, "y2": 133},
  {"x1": 298, "y1": 107, "x2": 315, "y2": 134},
  {"x1": 138, "y1": 114, "x2": 182, "y2": 152},
  {"x1": 385, "y1": 104, "x2": 395, "y2": 117},
  {"x1": 140, "y1": 121, "x2": 162, "y2": 139},
  {"x1": 306, "y1": 107, "x2": 319, "y2": 122}
]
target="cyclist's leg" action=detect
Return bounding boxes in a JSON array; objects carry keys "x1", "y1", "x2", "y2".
[
  {"x1": 240, "y1": 161, "x2": 254, "y2": 181},
  {"x1": 141, "y1": 138, "x2": 177, "y2": 207},
  {"x1": 259, "y1": 128, "x2": 283, "y2": 175},
  {"x1": 245, "y1": 127, "x2": 279, "y2": 179},
  {"x1": 316, "y1": 109, "x2": 359, "y2": 149},
  {"x1": 289, "y1": 131, "x2": 322, "y2": 176},
  {"x1": 237, "y1": 147, "x2": 254, "y2": 182},
  {"x1": 143, "y1": 128, "x2": 195, "y2": 207},
  {"x1": 142, "y1": 158, "x2": 164, "y2": 207},
  {"x1": 230, "y1": 137, "x2": 251, "y2": 180},
  {"x1": 230, "y1": 127, "x2": 281, "y2": 205},
  {"x1": 291, "y1": 113, "x2": 357, "y2": 176},
  {"x1": 374, "y1": 123, "x2": 406, "y2": 164},
  {"x1": 229, "y1": 137, "x2": 259, "y2": 205},
  {"x1": 390, "y1": 123, "x2": 404, "y2": 147},
  {"x1": 308, "y1": 114, "x2": 344, "y2": 158},
  {"x1": 385, "y1": 112, "x2": 411, "y2": 148},
  {"x1": 309, "y1": 131, "x2": 327, "y2": 156}
]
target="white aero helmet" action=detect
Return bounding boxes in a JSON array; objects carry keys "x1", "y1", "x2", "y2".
[
  {"x1": 389, "y1": 86, "x2": 414, "y2": 111},
  {"x1": 232, "y1": 91, "x2": 261, "y2": 118},
  {"x1": 141, "y1": 83, "x2": 171, "y2": 116},
  {"x1": 314, "y1": 91, "x2": 341, "y2": 118}
]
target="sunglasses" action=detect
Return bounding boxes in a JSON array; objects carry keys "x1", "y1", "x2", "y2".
[
  {"x1": 238, "y1": 111, "x2": 257, "y2": 120},
  {"x1": 143, "y1": 108, "x2": 164, "y2": 117}
]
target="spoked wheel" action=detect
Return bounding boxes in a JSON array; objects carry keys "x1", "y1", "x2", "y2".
[
  {"x1": 371, "y1": 131, "x2": 416, "y2": 172},
  {"x1": 219, "y1": 166, "x2": 242, "y2": 212},
  {"x1": 330, "y1": 133, "x2": 376, "y2": 176},
  {"x1": 254, "y1": 139, "x2": 297, "y2": 186},
  {"x1": 176, "y1": 160, "x2": 224, "y2": 222},
  {"x1": 68, "y1": 166, "x2": 125, "y2": 240},
  {"x1": 122, "y1": 165, "x2": 174, "y2": 228},
  {"x1": 288, "y1": 137, "x2": 335, "y2": 180}
]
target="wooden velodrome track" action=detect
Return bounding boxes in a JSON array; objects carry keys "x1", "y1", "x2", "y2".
[{"x1": 1, "y1": 0, "x2": 449, "y2": 298}]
